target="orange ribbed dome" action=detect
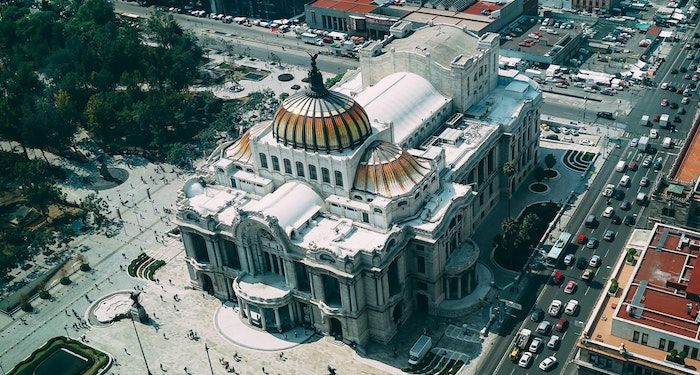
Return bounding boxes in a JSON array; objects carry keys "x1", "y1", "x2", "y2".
[
  {"x1": 353, "y1": 142, "x2": 431, "y2": 197},
  {"x1": 272, "y1": 55, "x2": 371, "y2": 153}
]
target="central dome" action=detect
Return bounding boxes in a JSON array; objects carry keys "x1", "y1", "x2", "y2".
[{"x1": 272, "y1": 55, "x2": 371, "y2": 153}]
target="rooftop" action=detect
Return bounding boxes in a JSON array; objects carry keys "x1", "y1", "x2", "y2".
[
  {"x1": 581, "y1": 224, "x2": 700, "y2": 375},
  {"x1": 307, "y1": 0, "x2": 377, "y2": 14},
  {"x1": 399, "y1": 6, "x2": 494, "y2": 34},
  {"x1": 384, "y1": 24, "x2": 480, "y2": 69},
  {"x1": 672, "y1": 120, "x2": 700, "y2": 184},
  {"x1": 500, "y1": 16, "x2": 582, "y2": 58}
]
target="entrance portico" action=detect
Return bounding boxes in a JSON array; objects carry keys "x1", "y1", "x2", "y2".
[{"x1": 233, "y1": 272, "x2": 300, "y2": 332}]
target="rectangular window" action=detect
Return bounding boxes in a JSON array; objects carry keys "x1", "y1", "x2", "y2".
[
  {"x1": 668, "y1": 341, "x2": 675, "y2": 351},
  {"x1": 259, "y1": 153, "x2": 268, "y2": 168},
  {"x1": 322, "y1": 168, "x2": 330, "y2": 183},
  {"x1": 271, "y1": 156, "x2": 280, "y2": 171},
  {"x1": 362, "y1": 212, "x2": 369, "y2": 223},
  {"x1": 296, "y1": 161, "x2": 305, "y2": 177},
  {"x1": 692, "y1": 347, "x2": 698, "y2": 359},
  {"x1": 416, "y1": 255, "x2": 426, "y2": 273},
  {"x1": 334, "y1": 170, "x2": 343, "y2": 187},
  {"x1": 283, "y1": 159, "x2": 292, "y2": 174},
  {"x1": 309, "y1": 165, "x2": 317, "y2": 180},
  {"x1": 641, "y1": 333, "x2": 648, "y2": 345},
  {"x1": 659, "y1": 338, "x2": 666, "y2": 350},
  {"x1": 632, "y1": 331, "x2": 640, "y2": 343},
  {"x1": 683, "y1": 345, "x2": 690, "y2": 356}
]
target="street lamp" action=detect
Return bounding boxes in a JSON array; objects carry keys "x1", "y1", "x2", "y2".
[
  {"x1": 130, "y1": 317, "x2": 153, "y2": 375},
  {"x1": 204, "y1": 343, "x2": 215, "y2": 375}
]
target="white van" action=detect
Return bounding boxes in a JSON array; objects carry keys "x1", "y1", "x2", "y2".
[
  {"x1": 619, "y1": 175, "x2": 631, "y2": 187},
  {"x1": 663, "y1": 137, "x2": 672, "y2": 149},
  {"x1": 615, "y1": 160, "x2": 627, "y2": 172}
]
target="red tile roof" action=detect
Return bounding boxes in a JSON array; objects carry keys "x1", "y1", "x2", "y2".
[
  {"x1": 616, "y1": 225, "x2": 700, "y2": 340},
  {"x1": 308, "y1": 0, "x2": 377, "y2": 14},
  {"x1": 673, "y1": 117, "x2": 700, "y2": 183},
  {"x1": 647, "y1": 25, "x2": 662, "y2": 36},
  {"x1": 461, "y1": 1, "x2": 503, "y2": 15}
]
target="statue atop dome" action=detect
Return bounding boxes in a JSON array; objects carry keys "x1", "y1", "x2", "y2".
[{"x1": 307, "y1": 53, "x2": 328, "y2": 97}]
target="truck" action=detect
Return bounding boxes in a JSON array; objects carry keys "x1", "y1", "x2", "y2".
[
  {"x1": 301, "y1": 32, "x2": 319, "y2": 45},
  {"x1": 660, "y1": 114, "x2": 669, "y2": 128},
  {"x1": 615, "y1": 160, "x2": 627, "y2": 172},
  {"x1": 408, "y1": 335, "x2": 432, "y2": 366},
  {"x1": 515, "y1": 328, "x2": 532, "y2": 349},
  {"x1": 638, "y1": 136, "x2": 650, "y2": 153},
  {"x1": 640, "y1": 114, "x2": 650, "y2": 127}
]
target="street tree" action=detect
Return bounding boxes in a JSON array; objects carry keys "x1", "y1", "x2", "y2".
[
  {"x1": 502, "y1": 161, "x2": 517, "y2": 216},
  {"x1": 533, "y1": 165, "x2": 546, "y2": 183},
  {"x1": 544, "y1": 153, "x2": 557, "y2": 170}
]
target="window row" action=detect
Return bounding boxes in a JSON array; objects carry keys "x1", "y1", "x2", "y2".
[{"x1": 259, "y1": 153, "x2": 344, "y2": 187}]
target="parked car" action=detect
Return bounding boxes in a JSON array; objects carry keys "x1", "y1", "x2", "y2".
[
  {"x1": 564, "y1": 280, "x2": 578, "y2": 294},
  {"x1": 630, "y1": 138, "x2": 639, "y2": 147},
  {"x1": 547, "y1": 335, "x2": 560, "y2": 349},
  {"x1": 551, "y1": 271, "x2": 564, "y2": 285},
  {"x1": 643, "y1": 156, "x2": 652, "y2": 168},
  {"x1": 611, "y1": 215, "x2": 622, "y2": 225},
  {"x1": 641, "y1": 176, "x2": 650, "y2": 186},
  {"x1": 624, "y1": 215, "x2": 636, "y2": 226},
  {"x1": 531, "y1": 308, "x2": 545, "y2": 322},
  {"x1": 577, "y1": 234, "x2": 588, "y2": 244},
  {"x1": 519, "y1": 352, "x2": 533, "y2": 368},
  {"x1": 589, "y1": 255, "x2": 601, "y2": 268},
  {"x1": 529, "y1": 337, "x2": 543, "y2": 353},
  {"x1": 620, "y1": 201, "x2": 631, "y2": 211},
  {"x1": 564, "y1": 254, "x2": 575, "y2": 266},
  {"x1": 554, "y1": 317, "x2": 569, "y2": 332},
  {"x1": 565, "y1": 299, "x2": 579, "y2": 315},
  {"x1": 539, "y1": 356, "x2": 558, "y2": 371},
  {"x1": 576, "y1": 257, "x2": 588, "y2": 269},
  {"x1": 586, "y1": 238, "x2": 599, "y2": 249},
  {"x1": 604, "y1": 230, "x2": 616, "y2": 241},
  {"x1": 582, "y1": 268, "x2": 594, "y2": 281},
  {"x1": 537, "y1": 320, "x2": 552, "y2": 335},
  {"x1": 661, "y1": 98, "x2": 669, "y2": 106},
  {"x1": 603, "y1": 206, "x2": 614, "y2": 218},
  {"x1": 628, "y1": 161, "x2": 638, "y2": 171},
  {"x1": 549, "y1": 300, "x2": 562, "y2": 316}
]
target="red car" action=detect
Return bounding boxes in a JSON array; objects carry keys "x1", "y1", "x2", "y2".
[
  {"x1": 577, "y1": 234, "x2": 588, "y2": 244},
  {"x1": 661, "y1": 98, "x2": 669, "y2": 106},
  {"x1": 629, "y1": 161, "x2": 638, "y2": 171},
  {"x1": 653, "y1": 114, "x2": 661, "y2": 122},
  {"x1": 555, "y1": 317, "x2": 569, "y2": 332},
  {"x1": 551, "y1": 271, "x2": 565, "y2": 285},
  {"x1": 564, "y1": 280, "x2": 578, "y2": 294}
]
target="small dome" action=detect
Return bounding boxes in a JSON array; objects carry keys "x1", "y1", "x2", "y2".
[
  {"x1": 272, "y1": 55, "x2": 371, "y2": 153},
  {"x1": 225, "y1": 123, "x2": 269, "y2": 164},
  {"x1": 353, "y1": 142, "x2": 431, "y2": 197}
]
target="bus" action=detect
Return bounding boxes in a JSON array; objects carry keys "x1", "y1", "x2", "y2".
[{"x1": 545, "y1": 232, "x2": 572, "y2": 267}]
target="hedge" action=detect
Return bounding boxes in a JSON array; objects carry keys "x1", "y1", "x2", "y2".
[{"x1": 8, "y1": 336, "x2": 109, "y2": 375}]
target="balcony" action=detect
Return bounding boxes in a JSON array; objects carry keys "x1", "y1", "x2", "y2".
[{"x1": 233, "y1": 272, "x2": 292, "y2": 308}]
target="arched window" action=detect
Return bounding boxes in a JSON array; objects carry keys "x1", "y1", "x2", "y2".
[
  {"x1": 334, "y1": 171, "x2": 343, "y2": 187},
  {"x1": 271, "y1": 156, "x2": 280, "y2": 171},
  {"x1": 308, "y1": 165, "x2": 318, "y2": 180},
  {"x1": 321, "y1": 168, "x2": 331, "y2": 183},
  {"x1": 283, "y1": 158, "x2": 292, "y2": 174},
  {"x1": 259, "y1": 153, "x2": 268, "y2": 169},
  {"x1": 296, "y1": 161, "x2": 305, "y2": 177}
]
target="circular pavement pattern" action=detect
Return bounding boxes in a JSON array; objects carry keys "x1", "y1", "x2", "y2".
[
  {"x1": 85, "y1": 167, "x2": 129, "y2": 191},
  {"x1": 278, "y1": 73, "x2": 294, "y2": 82},
  {"x1": 529, "y1": 183, "x2": 549, "y2": 193},
  {"x1": 544, "y1": 169, "x2": 559, "y2": 179}
]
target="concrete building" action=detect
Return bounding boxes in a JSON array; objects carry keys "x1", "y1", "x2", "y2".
[
  {"x1": 175, "y1": 24, "x2": 542, "y2": 348},
  {"x1": 576, "y1": 224, "x2": 700, "y2": 375},
  {"x1": 648, "y1": 117, "x2": 700, "y2": 229}
]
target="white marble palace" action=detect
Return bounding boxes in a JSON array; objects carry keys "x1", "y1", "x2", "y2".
[{"x1": 174, "y1": 22, "x2": 543, "y2": 347}]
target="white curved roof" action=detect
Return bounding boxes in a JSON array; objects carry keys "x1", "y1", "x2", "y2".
[
  {"x1": 389, "y1": 24, "x2": 479, "y2": 68},
  {"x1": 354, "y1": 72, "x2": 449, "y2": 145},
  {"x1": 246, "y1": 181, "x2": 323, "y2": 235}
]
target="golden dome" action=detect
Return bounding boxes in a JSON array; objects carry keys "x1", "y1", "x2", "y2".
[
  {"x1": 272, "y1": 55, "x2": 371, "y2": 153},
  {"x1": 353, "y1": 142, "x2": 431, "y2": 197}
]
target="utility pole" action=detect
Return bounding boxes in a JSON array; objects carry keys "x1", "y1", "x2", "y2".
[{"x1": 204, "y1": 343, "x2": 215, "y2": 375}]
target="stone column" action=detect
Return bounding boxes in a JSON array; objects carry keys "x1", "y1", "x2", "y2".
[
  {"x1": 457, "y1": 276, "x2": 462, "y2": 299},
  {"x1": 260, "y1": 308, "x2": 267, "y2": 330},
  {"x1": 312, "y1": 274, "x2": 325, "y2": 302},
  {"x1": 238, "y1": 301, "x2": 245, "y2": 319},
  {"x1": 446, "y1": 277, "x2": 451, "y2": 300},
  {"x1": 275, "y1": 308, "x2": 282, "y2": 332},
  {"x1": 245, "y1": 303, "x2": 252, "y2": 324}
]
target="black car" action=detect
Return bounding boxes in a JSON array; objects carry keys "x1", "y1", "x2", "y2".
[
  {"x1": 624, "y1": 215, "x2": 636, "y2": 226},
  {"x1": 611, "y1": 215, "x2": 622, "y2": 225},
  {"x1": 674, "y1": 116, "x2": 682, "y2": 123},
  {"x1": 576, "y1": 257, "x2": 588, "y2": 270},
  {"x1": 671, "y1": 68, "x2": 678, "y2": 74},
  {"x1": 681, "y1": 66, "x2": 688, "y2": 73},
  {"x1": 613, "y1": 189, "x2": 625, "y2": 201},
  {"x1": 531, "y1": 308, "x2": 545, "y2": 322},
  {"x1": 670, "y1": 102, "x2": 679, "y2": 109},
  {"x1": 669, "y1": 85, "x2": 676, "y2": 92},
  {"x1": 545, "y1": 134, "x2": 559, "y2": 140},
  {"x1": 620, "y1": 201, "x2": 632, "y2": 211},
  {"x1": 679, "y1": 108, "x2": 687, "y2": 115},
  {"x1": 597, "y1": 111, "x2": 614, "y2": 120}
]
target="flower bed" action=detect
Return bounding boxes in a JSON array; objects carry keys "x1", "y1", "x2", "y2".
[{"x1": 8, "y1": 336, "x2": 109, "y2": 375}]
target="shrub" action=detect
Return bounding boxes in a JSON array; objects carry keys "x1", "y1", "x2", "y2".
[
  {"x1": 39, "y1": 290, "x2": 51, "y2": 299},
  {"x1": 80, "y1": 263, "x2": 91, "y2": 272},
  {"x1": 627, "y1": 248, "x2": 637, "y2": 257},
  {"x1": 21, "y1": 302, "x2": 33, "y2": 312},
  {"x1": 60, "y1": 276, "x2": 71, "y2": 285}
]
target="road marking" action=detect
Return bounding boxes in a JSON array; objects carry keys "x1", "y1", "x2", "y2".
[
  {"x1": 604, "y1": 248, "x2": 610, "y2": 257},
  {"x1": 585, "y1": 286, "x2": 590, "y2": 296}
]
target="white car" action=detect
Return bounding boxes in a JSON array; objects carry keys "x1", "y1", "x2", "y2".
[
  {"x1": 589, "y1": 255, "x2": 601, "y2": 268},
  {"x1": 661, "y1": 82, "x2": 669, "y2": 90},
  {"x1": 539, "y1": 356, "x2": 558, "y2": 371},
  {"x1": 682, "y1": 97, "x2": 690, "y2": 104},
  {"x1": 529, "y1": 337, "x2": 543, "y2": 353},
  {"x1": 650, "y1": 129, "x2": 659, "y2": 139},
  {"x1": 519, "y1": 352, "x2": 533, "y2": 368},
  {"x1": 565, "y1": 299, "x2": 579, "y2": 315},
  {"x1": 602, "y1": 184, "x2": 615, "y2": 197},
  {"x1": 630, "y1": 138, "x2": 639, "y2": 147},
  {"x1": 547, "y1": 335, "x2": 561, "y2": 349},
  {"x1": 603, "y1": 206, "x2": 614, "y2": 218},
  {"x1": 564, "y1": 254, "x2": 575, "y2": 266},
  {"x1": 549, "y1": 299, "x2": 562, "y2": 316}
]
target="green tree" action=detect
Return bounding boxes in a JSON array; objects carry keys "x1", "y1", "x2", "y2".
[
  {"x1": 518, "y1": 213, "x2": 542, "y2": 245},
  {"x1": 502, "y1": 161, "x2": 517, "y2": 216},
  {"x1": 25, "y1": 182, "x2": 64, "y2": 216},
  {"x1": 80, "y1": 193, "x2": 108, "y2": 226},
  {"x1": 544, "y1": 153, "x2": 557, "y2": 170}
]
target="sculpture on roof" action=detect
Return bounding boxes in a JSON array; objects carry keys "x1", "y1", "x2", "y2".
[{"x1": 306, "y1": 52, "x2": 327, "y2": 97}]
